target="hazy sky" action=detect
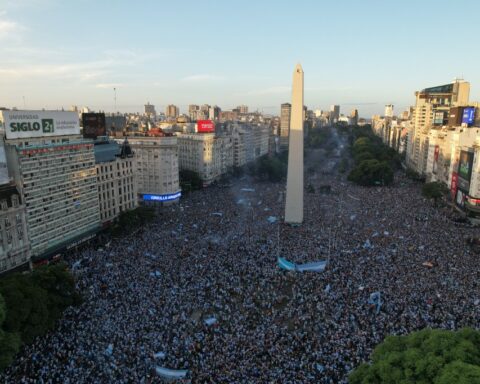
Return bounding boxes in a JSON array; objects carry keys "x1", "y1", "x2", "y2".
[{"x1": 1, "y1": 0, "x2": 479, "y2": 117}]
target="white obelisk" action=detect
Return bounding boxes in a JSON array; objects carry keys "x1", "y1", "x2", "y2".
[{"x1": 285, "y1": 63, "x2": 304, "y2": 224}]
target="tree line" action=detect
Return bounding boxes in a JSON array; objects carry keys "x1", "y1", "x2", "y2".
[
  {"x1": 347, "y1": 125, "x2": 401, "y2": 186},
  {"x1": 350, "y1": 328, "x2": 480, "y2": 383},
  {"x1": 0, "y1": 263, "x2": 80, "y2": 370}
]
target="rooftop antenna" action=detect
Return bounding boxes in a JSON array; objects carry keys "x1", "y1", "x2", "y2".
[{"x1": 113, "y1": 87, "x2": 117, "y2": 114}]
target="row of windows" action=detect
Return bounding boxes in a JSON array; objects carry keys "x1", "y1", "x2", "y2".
[
  {"x1": 0, "y1": 225, "x2": 25, "y2": 246},
  {"x1": 1, "y1": 215, "x2": 23, "y2": 228},
  {"x1": 32, "y1": 220, "x2": 99, "y2": 252},
  {"x1": 0, "y1": 195, "x2": 19, "y2": 210},
  {"x1": 0, "y1": 253, "x2": 29, "y2": 272}
]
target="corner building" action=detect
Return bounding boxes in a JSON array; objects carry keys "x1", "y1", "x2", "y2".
[
  {"x1": 177, "y1": 133, "x2": 233, "y2": 185},
  {"x1": 1, "y1": 111, "x2": 100, "y2": 259},
  {"x1": 125, "y1": 136, "x2": 180, "y2": 204}
]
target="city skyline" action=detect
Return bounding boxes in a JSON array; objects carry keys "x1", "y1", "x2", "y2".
[{"x1": 1, "y1": 0, "x2": 480, "y2": 116}]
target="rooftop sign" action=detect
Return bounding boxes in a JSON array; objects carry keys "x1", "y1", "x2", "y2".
[{"x1": 1, "y1": 110, "x2": 80, "y2": 139}]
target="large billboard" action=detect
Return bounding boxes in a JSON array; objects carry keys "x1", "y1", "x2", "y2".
[
  {"x1": 457, "y1": 150, "x2": 474, "y2": 192},
  {"x1": 462, "y1": 107, "x2": 475, "y2": 126},
  {"x1": 197, "y1": 120, "x2": 214, "y2": 133},
  {"x1": 82, "y1": 113, "x2": 106, "y2": 139},
  {"x1": 1, "y1": 110, "x2": 80, "y2": 139}
]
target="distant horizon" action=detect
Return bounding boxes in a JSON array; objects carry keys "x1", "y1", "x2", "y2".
[
  {"x1": 1, "y1": 104, "x2": 380, "y2": 121},
  {"x1": 0, "y1": 102, "x2": 381, "y2": 120},
  {"x1": 1, "y1": 0, "x2": 479, "y2": 118}
]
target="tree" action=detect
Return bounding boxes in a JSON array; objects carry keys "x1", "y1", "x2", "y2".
[
  {"x1": 354, "y1": 151, "x2": 375, "y2": 164},
  {"x1": 422, "y1": 182, "x2": 445, "y2": 205},
  {"x1": 31, "y1": 263, "x2": 82, "y2": 327},
  {"x1": 0, "y1": 294, "x2": 20, "y2": 370},
  {"x1": 0, "y1": 274, "x2": 50, "y2": 343},
  {"x1": 348, "y1": 159, "x2": 394, "y2": 186},
  {"x1": 112, "y1": 206, "x2": 156, "y2": 236},
  {"x1": 250, "y1": 155, "x2": 287, "y2": 182},
  {"x1": 349, "y1": 328, "x2": 480, "y2": 384},
  {"x1": 338, "y1": 158, "x2": 348, "y2": 174},
  {"x1": 231, "y1": 166, "x2": 244, "y2": 178},
  {"x1": 0, "y1": 331, "x2": 21, "y2": 370},
  {"x1": 0, "y1": 265, "x2": 81, "y2": 371},
  {"x1": 406, "y1": 167, "x2": 424, "y2": 181},
  {"x1": 179, "y1": 170, "x2": 203, "y2": 191},
  {"x1": 306, "y1": 129, "x2": 328, "y2": 148}
]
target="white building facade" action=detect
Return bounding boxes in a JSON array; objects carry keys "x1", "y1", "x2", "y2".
[
  {"x1": 177, "y1": 133, "x2": 233, "y2": 185},
  {"x1": 95, "y1": 140, "x2": 137, "y2": 225},
  {"x1": 0, "y1": 183, "x2": 31, "y2": 273},
  {"x1": 126, "y1": 136, "x2": 180, "y2": 203},
  {"x1": 406, "y1": 81, "x2": 470, "y2": 176}
]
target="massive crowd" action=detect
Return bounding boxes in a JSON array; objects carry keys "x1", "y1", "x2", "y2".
[{"x1": 2, "y1": 141, "x2": 479, "y2": 383}]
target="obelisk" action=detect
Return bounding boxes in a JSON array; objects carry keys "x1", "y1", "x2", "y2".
[{"x1": 285, "y1": 63, "x2": 304, "y2": 224}]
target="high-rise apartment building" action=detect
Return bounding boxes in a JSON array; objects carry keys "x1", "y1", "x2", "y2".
[
  {"x1": 350, "y1": 109, "x2": 359, "y2": 125},
  {"x1": 197, "y1": 104, "x2": 210, "y2": 120},
  {"x1": 280, "y1": 103, "x2": 291, "y2": 150},
  {"x1": 188, "y1": 104, "x2": 200, "y2": 121},
  {"x1": 144, "y1": 102, "x2": 156, "y2": 117},
  {"x1": 209, "y1": 106, "x2": 221, "y2": 121},
  {"x1": 406, "y1": 80, "x2": 470, "y2": 175},
  {"x1": 0, "y1": 111, "x2": 101, "y2": 259},
  {"x1": 330, "y1": 105, "x2": 340, "y2": 124},
  {"x1": 166, "y1": 104, "x2": 179, "y2": 119},
  {"x1": 385, "y1": 104, "x2": 394, "y2": 118}
]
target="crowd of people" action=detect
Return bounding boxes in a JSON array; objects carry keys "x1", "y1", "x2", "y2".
[{"x1": 2, "y1": 138, "x2": 479, "y2": 383}]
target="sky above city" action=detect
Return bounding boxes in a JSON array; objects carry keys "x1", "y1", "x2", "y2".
[{"x1": 1, "y1": 0, "x2": 479, "y2": 118}]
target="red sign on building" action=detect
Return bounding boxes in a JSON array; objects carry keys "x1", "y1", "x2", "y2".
[
  {"x1": 450, "y1": 172, "x2": 459, "y2": 199},
  {"x1": 197, "y1": 120, "x2": 215, "y2": 133}
]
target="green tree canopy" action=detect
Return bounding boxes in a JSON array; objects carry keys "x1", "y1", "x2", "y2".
[
  {"x1": 249, "y1": 155, "x2": 287, "y2": 182},
  {"x1": 349, "y1": 328, "x2": 480, "y2": 384},
  {"x1": 0, "y1": 274, "x2": 50, "y2": 343},
  {"x1": 180, "y1": 169, "x2": 203, "y2": 191},
  {"x1": 31, "y1": 263, "x2": 81, "y2": 326},
  {"x1": 0, "y1": 294, "x2": 20, "y2": 370},
  {"x1": 306, "y1": 129, "x2": 329, "y2": 148},
  {"x1": 112, "y1": 206, "x2": 155, "y2": 236},
  {"x1": 422, "y1": 182, "x2": 446, "y2": 204},
  {"x1": 0, "y1": 264, "x2": 80, "y2": 371},
  {"x1": 354, "y1": 151, "x2": 375, "y2": 163},
  {"x1": 348, "y1": 159, "x2": 394, "y2": 186}
]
